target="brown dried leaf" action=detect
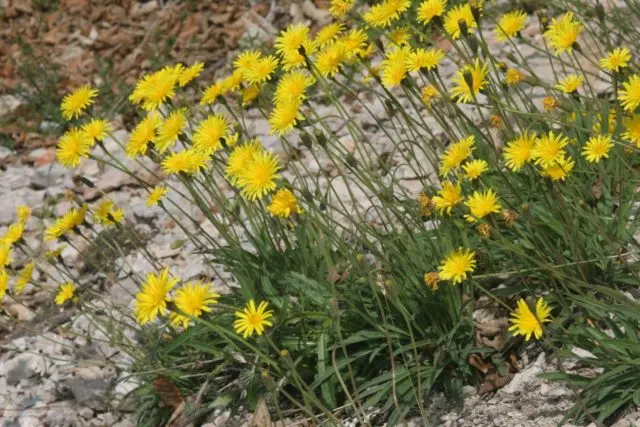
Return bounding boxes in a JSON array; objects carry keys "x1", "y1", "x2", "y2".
[
  {"x1": 152, "y1": 376, "x2": 184, "y2": 409},
  {"x1": 468, "y1": 354, "x2": 491, "y2": 374},
  {"x1": 249, "y1": 398, "x2": 272, "y2": 427},
  {"x1": 592, "y1": 176, "x2": 602, "y2": 200}
]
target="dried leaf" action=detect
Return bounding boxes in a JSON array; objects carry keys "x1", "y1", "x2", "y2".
[
  {"x1": 152, "y1": 376, "x2": 184, "y2": 409},
  {"x1": 249, "y1": 398, "x2": 272, "y2": 427}
]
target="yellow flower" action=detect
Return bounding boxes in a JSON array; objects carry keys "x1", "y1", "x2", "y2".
[
  {"x1": 440, "y1": 135, "x2": 475, "y2": 176},
  {"x1": 496, "y1": 10, "x2": 527, "y2": 41},
  {"x1": 363, "y1": 0, "x2": 411, "y2": 27},
  {"x1": 237, "y1": 151, "x2": 281, "y2": 200},
  {"x1": 462, "y1": 159, "x2": 489, "y2": 180},
  {"x1": 274, "y1": 70, "x2": 315, "y2": 104},
  {"x1": 126, "y1": 113, "x2": 161, "y2": 158},
  {"x1": 134, "y1": 268, "x2": 179, "y2": 325},
  {"x1": 464, "y1": 189, "x2": 502, "y2": 222},
  {"x1": 451, "y1": 59, "x2": 489, "y2": 103},
  {"x1": 406, "y1": 48, "x2": 444, "y2": 72},
  {"x1": 423, "y1": 271, "x2": 440, "y2": 291},
  {"x1": 443, "y1": 4, "x2": 477, "y2": 39},
  {"x1": 268, "y1": 189, "x2": 302, "y2": 218},
  {"x1": 315, "y1": 23, "x2": 344, "y2": 46},
  {"x1": 46, "y1": 245, "x2": 66, "y2": 260},
  {"x1": 44, "y1": 206, "x2": 87, "y2": 241},
  {"x1": 508, "y1": 298, "x2": 551, "y2": 341},
  {"x1": 381, "y1": 47, "x2": 410, "y2": 88},
  {"x1": 505, "y1": 68, "x2": 524, "y2": 86},
  {"x1": 129, "y1": 65, "x2": 181, "y2": 110},
  {"x1": 387, "y1": 26, "x2": 412, "y2": 46},
  {"x1": 504, "y1": 132, "x2": 537, "y2": 171},
  {"x1": 600, "y1": 47, "x2": 631, "y2": 72},
  {"x1": 178, "y1": 62, "x2": 204, "y2": 87},
  {"x1": 623, "y1": 115, "x2": 640, "y2": 147},
  {"x1": 421, "y1": 85, "x2": 440, "y2": 104},
  {"x1": 15, "y1": 261, "x2": 35, "y2": 294},
  {"x1": 341, "y1": 29, "x2": 368, "y2": 58},
  {"x1": 200, "y1": 80, "x2": 226, "y2": 105},
  {"x1": 0, "y1": 243, "x2": 12, "y2": 267},
  {"x1": 94, "y1": 199, "x2": 125, "y2": 226},
  {"x1": 275, "y1": 24, "x2": 316, "y2": 70},
  {"x1": 56, "y1": 128, "x2": 92, "y2": 168},
  {"x1": 243, "y1": 55, "x2": 279, "y2": 85},
  {"x1": 619, "y1": 74, "x2": 640, "y2": 113},
  {"x1": 543, "y1": 96, "x2": 559, "y2": 112},
  {"x1": 3, "y1": 222, "x2": 24, "y2": 245},
  {"x1": 233, "y1": 299, "x2": 274, "y2": 338},
  {"x1": 269, "y1": 100, "x2": 303, "y2": 135},
  {"x1": 315, "y1": 41, "x2": 348, "y2": 77},
  {"x1": 55, "y1": 283, "x2": 76, "y2": 305},
  {"x1": 0, "y1": 268, "x2": 8, "y2": 301},
  {"x1": 419, "y1": 192, "x2": 434, "y2": 216},
  {"x1": 82, "y1": 119, "x2": 111, "y2": 144},
  {"x1": 155, "y1": 108, "x2": 187, "y2": 153},
  {"x1": 234, "y1": 51, "x2": 263, "y2": 76},
  {"x1": 438, "y1": 248, "x2": 476, "y2": 284},
  {"x1": 555, "y1": 74, "x2": 584, "y2": 93},
  {"x1": 582, "y1": 135, "x2": 613, "y2": 163},
  {"x1": 432, "y1": 181, "x2": 464, "y2": 215},
  {"x1": 162, "y1": 149, "x2": 208, "y2": 175},
  {"x1": 329, "y1": 0, "x2": 355, "y2": 18},
  {"x1": 169, "y1": 281, "x2": 219, "y2": 329},
  {"x1": 544, "y1": 12, "x2": 582, "y2": 55},
  {"x1": 417, "y1": 0, "x2": 446, "y2": 25},
  {"x1": 226, "y1": 141, "x2": 263, "y2": 184},
  {"x1": 147, "y1": 186, "x2": 168, "y2": 207},
  {"x1": 61, "y1": 85, "x2": 98, "y2": 120},
  {"x1": 242, "y1": 85, "x2": 261, "y2": 107},
  {"x1": 17, "y1": 205, "x2": 31, "y2": 223},
  {"x1": 532, "y1": 131, "x2": 569, "y2": 166},
  {"x1": 540, "y1": 155, "x2": 575, "y2": 181},
  {"x1": 192, "y1": 114, "x2": 230, "y2": 155}
]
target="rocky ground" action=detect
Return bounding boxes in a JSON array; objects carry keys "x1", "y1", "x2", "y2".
[{"x1": 0, "y1": 1, "x2": 637, "y2": 426}]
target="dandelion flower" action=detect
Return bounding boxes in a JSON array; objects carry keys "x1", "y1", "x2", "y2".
[
  {"x1": 406, "y1": 48, "x2": 444, "y2": 72},
  {"x1": 582, "y1": 135, "x2": 613, "y2": 163},
  {"x1": 505, "y1": 68, "x2": 524, "y2": 86},
  {"x1": 61, "y1": 86, "x2": 98, "y2": 120},
  {"x1": 170, "y1": 281, "x2": 219, "y2": 329},
  {"x1": 56, "y1": 128, "x2": 92, "y2": 168},
  {"x1": 315, "y1": 23, "x2": 344, "y2": 46},
  {"x1": 451, "y1": 59, "x2": 489, "y2": 103},
  {"x1": 55, "y1": 283, "x2": 76, "y2": 305},
  {"x1": 0, "y1": 269, "x2": 8, "y2": 301},
  {"x1": 15, "y1": 261, "x2": 35, "y2": 294},
  {"x1": 274, "y1": 71, "x2": 315, "y2": 104},
  {"x1": 192, "y1": 114, "x2": 230, "y2": 154},
  {"x1": 544, "y1": 12, "x2": 582, "y2": 55},
  {"x1": 17, "y1": 205, "x2": 31, "y2": 223},
  {"x1": 619, "y1": 75, "x2": 640, "y2": 113},
  {"x1": 417, "y1": 0, "x2": 446, "y2": 25},
  {"x1": 233, "y1": 300, "x2": 274, "y2": 338},
  {"x1": 508, "y1": 298, "x2": 551, "y2": 341},
  {"x1": 363, "y1": 0, "x2": 411, "y2": 28},
  {"x1": 94, "y1": 199, "x2": 125, "y2": 226},
  {"x1": 237, "y1": 151, "x2": 281, "y2": 200},
  {"x1": 162, "y1": 149, "x2": 208, "y2": 175},
  {"x1": 243, "y1": 55, "x2": 279, "y2": 85},
  {"x1": 462, "y1": 159, "x2": 489, "y2": 180},
  {"x1": 341, "y1": 29, "x2": 368, "y2": 58},
  {"x1": 130, "y1": 66, "x2": 180, "y2": 110},
  {"x1": 226, "y1": 141, "x2": 263, "y2": 184},
  {"x1": 44, "y1": 206, "x2": 87, "y2": 241},
  {"x1": 432, "y1": 181, "x2": 464, "y2": 215},
  {"x1": 440, "y1": 135, "x2": 475, "y2": 176},
  {"x1": 381, "y1": 47, "x2": 410, "y2": 87},
  {"x1": 3, "y1": 222, "x2": 25, "y2": 245},
  {"x1": 134, "y1": 268, "x2": 179, "y2": 325},
  {"x1": 329, "y1": 0, "x2": 355, "y2": 18},
  {"x1": 540, "y1": 155, "x2": 575, "y2": 181},
  {"x1": 0, "y1": 243, "x2": 12, "y2": 267},
  {"x1": 387, "y1": 26, "x2": 412, "y2": 46},
  {"x1": 315, "y1": 41, "x2": 348, "y2": 77},
  {"x1": 504, "y1": 132, "x2": 537, "y2": 171},
  {"x1": 424, "y1": 271, "x2": 440, "y2": 291},
  {"x1": 600, "y1": 47, "x2": 631, "y2": 72},
  {"x1": 532, "y1": 131, "x2": 569, "y2": 166},
  {"x1": 444, "y1": 4, "x2": 477, "y2": 39},
  {"x1": 438, "y1": 248, "x2": 476, "y2": 284},
  {"x1": 242, "y1": 85, "x2": 261, "y2": 107},
  {"x1": 200, "y1": 81, "x2": 226, "y2": 105},
  {"x1": 178, "y1": 62, "x2": 204, "y2": 87},
  {"x1": 155, "y1": 109, "x2": 187, "y2": 153},
  {"x1": 268, "y1": 189, "x2": 302, "y2": 218},
  {"x1": 464, "y1": 189, "x2": 502, "y2": 222},
  {"x1": 82, "y1": 119, "x2": 111, "y2": 145},
  {"x1": 555, "y1": 74, "x2": 584, "y2": 93},
  {"x1": 234, "y1": 51, "x2": 263, "y2": 76},
  {"x1": 275, "y1": 24, "x2": 316, "y2": 70},
  {"x1": 421, "y1": 85, "x2": 440, "y2": 104},
  {"x1": 147, "y1": 186, "x2": 168, "y2": 207},
  {"x1": 496, "y1": 11, "x2": 527, "y2": 41},
  {"x1": 269, "y1": 101, "x2": 303, "y2": 135},
  {"x1": 623, "y1": 115, "x2": 640, "y2": 147}
]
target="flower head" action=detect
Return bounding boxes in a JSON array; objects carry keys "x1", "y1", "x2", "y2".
[
  {"x1": 381, "y1": 47, "x2": 410, "y2": 88},
  {"x1": 61, "y1": 86, "x2": 98, "y2": 120},
  {"x1": 363, "y1": 0, "x2": 411, "y2": 28},
  {"x1": 178, "y1": 62, "x2": 204, "y2": 87},
  {"x1": 94, "y1": 199, "x2": 125, "y2": 226},
  {"x1": 582, "y1": 135, "x2": 613, "y2": 163},
  {"x1": 192, "y1": 114, "x2": 230, "y2": 155},
  {"x1": 462, "y1": 159, "x2": 489, "y2": 180},
  {"x1": 275, "y1": 24, "x2": 316, "y2": 70},
  {"x1": 464, "y1": 189, "x2": 502, "y2": 222},
  {"x1": 444, "y1": 4, "x2": 477, "y2": 39},
  {"x1": 315, "y1": 23, "x2": 344, "y2": 46},
  {"x1": 438, "y1": 248, "x2": 476, "y2": 284},
  {"x1": 269, "y1": 101, "x2": 303, "y2": 135},
  {"x1": 451, "y1": 59, "x2": 489, "y2": 103},
  {"x1": 440, "y1": 135, "x2": 475, "y2": 176},
  {"x1": 600, "y1": 47, "x2": 631, "y2": 72},
  {"x1": 56, "y1": 128, "x2": 92, "y2": 168},
  {"x1": 130, "y1": 66, "x2": 181, "y2": 110},
  {"x1": 155, "y1": 109, "x2": 187, "y2": 153},
  {"x1": 234, "y1": 300, "x2": 274, "y2": 338},
  {"x1": 162, "y1": 149, "x2": 208, "y2": 175},
  {"x1": 147, "y1": 186, "x2": 168, "y2": 207},
  {"x1": 421, "y1": 85, "x2": 440, "y2": 104},
  {"x1": 406, "y1": 48, "x2": 444, "y2": 72},
  {"x1": 417, "y1": 0, "x2": 446, "y2": 25},
  {"x1": 268, "y1": 189, "x2": 302, "y2": 218},
  {"x1": 126, "y1": 113, "x2": 161, "y2": 158},
  {"x1": 504, "y1": 132, "x2": 537, "y2": 171},
  {"x1": 315, "y1": 41, "x2": 348, "y2": 77},
  {"x1": 623, "y1": 115, "x2": 640, "y2": 147},
  {"x1": 532, "y1": 131, "x2": 569, "y2": 166},
  {"x1": 423, "y1": 271, "x2": 440, "y2": 291},
  {"x1": 170, "y1": 281, "x2": 219, "y2": 329},
  {"x1": 274, "y1": 71, "x2": 315, "y2": 104},
  {"x1": 432, "y1": 181, "x2": 464, "y2": 215},
  {"x1": 619, "y1": 74, "x2": 640, "y2": 113},
  {"x1": 496, "y1": 11, "x2": 527, "y2": 41},
  {"x1": 505, "y1": 68, "x2": 524, "y2": 86},
  {"x1": 17, "y1": 206, "x2": 31, "y2": 223},
  {"x1": 237, "y1": 151, "x2": 281, "y2": 200},
  {"x1": 45, "y1": 206, "x2": 87, "y2": 241},
  {"x1": 540, "y1": 155, "x2": 575, "y2": 181},
  {"x1": 544, "y1": 12, "x2": 582, "y2": 55},
  {"x1": 134, "y1": 268, "x2": 179, "y2": 325},
  {"x1": 200, "y1": 81, "x2": 226, "y2": 105},
  {"x1": 55, "y1": 283, "x2": 76, "y2": 305},
  {"x1": 0, "y1": 243, "x2": 12, "y2": 267},
  {"x1": 329, "y1": 0, "x2": 355, "y2": 18},
  {"x1": 226, "y1": 140, "x2": 263, "y2": 184},
  {"x1": 3, "y1": 222, "x2": 24, "y2": 245},
  {"x1": 15, "y1": 261, "x2": 35, "y2": 294},
  {"x1": 508, "y1": 298, "x2": 551, "y2": 341},
  {"x1": 555, "y1": 74, "x2": 584, "y2": 93},
  {"x1": 243, "y1": 55, "x2": 279, "y2": 85},
  {"x1": 0, "y1": 269, "x2": 8, "y2": 301},
  {"x1": 82, "y1": 119, "x2": 111, "y2": 144}
]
